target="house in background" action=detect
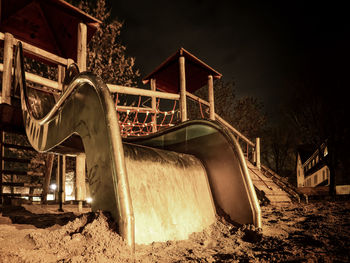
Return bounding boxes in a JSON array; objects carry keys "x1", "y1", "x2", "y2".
[
  {"x1": 296, "y1": 141, "x2": 350, "y2": 195},
  {"x1": 296, "y1": 142, "x2": 330, "y2": 188}
]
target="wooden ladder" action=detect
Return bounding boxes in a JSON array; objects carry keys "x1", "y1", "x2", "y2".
[{"x1": 0, "y1": 130, "x2": 49, "y2": 204}]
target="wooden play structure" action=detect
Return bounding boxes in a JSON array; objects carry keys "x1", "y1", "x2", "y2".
[
  {"x1": 1, "y1": 0, "x2": 302, "y2": 250},
  {"x1": 0, "y1": 0, "x2": 100, "y2": 206}
]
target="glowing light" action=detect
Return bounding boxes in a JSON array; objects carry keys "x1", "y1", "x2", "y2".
[
  {"x1": 50, "y1": 184, "x2": 57, "y2": 190},
  {"x1": 86, "y1": 197, "x2": 93, "y2": 203}
]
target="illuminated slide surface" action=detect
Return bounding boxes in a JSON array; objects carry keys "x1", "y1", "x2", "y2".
[{"x1": 14, "y1": 43, "x2": 260, "y2": 247}]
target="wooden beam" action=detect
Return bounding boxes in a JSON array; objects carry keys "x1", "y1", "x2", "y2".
[
  {"x1": 0, "y1": 63, "x2": 60, "y2": 91},
  {"x1": 186, "y1": 91, "x2": 210, "y2": 107},
  {"x1": 1, "y1": 33, "x2": 14, "y2": 104},
  {"x1": 208, "y1": 75, "x2": 215, "y2": 120},
  {"x1": 116, "y1": 105, "x2": 155, "y2": 113},
  {"x1": 77, "y1": 22, "x2": 87, "y2": 71},
  {"x1": 21, "y1": 40, "x2": 68, "y2": 66},
  {"x1": 215, "y1": 114, "x2": 255, "y2": 147},
  {"x1": 179, "y1": 56, "x2": 187, "y2": 122},
  {"x1": 186, "y1": 91, "x2": 255, "y2": 147},
  {"x1": 150, "y1": 78, "x2": 157, "y2": 132},
  {"x1": 107, "y1": 84, "x2": 180, "y2": 100}
]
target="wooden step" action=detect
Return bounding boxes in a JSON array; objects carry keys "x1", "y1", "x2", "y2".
[
  {"x1": 1, "y1": 182, "x2": 43, "y2": 188},
  {"x1": 2, "y1": 157, "x2": 31, "y2": 164},
  {"x1": 1, "y1": 193, "x2": 42, "y2": 197},
  {"x1": 2, "y1": 157, "x2": 45, "y2": 165},
  {"x1": 2, "y1": 143, "x2": 34, "y2": 151},
  {"x1": 1, "y1": 170, "x2": 44, "y2": 176}
]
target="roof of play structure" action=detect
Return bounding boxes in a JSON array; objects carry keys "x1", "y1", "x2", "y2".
[
  {"x1": 0, "y1": 0, "x2": 101, "y2": 61},
  {"x1": 143, "y1": 48, "x2": 222, "y2": 94}
]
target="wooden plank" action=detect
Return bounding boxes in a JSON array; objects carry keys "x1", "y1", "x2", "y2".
[
  {"x1": 1, "y1": 33, "x2": 14, "y2": 104},
  {"x1": 107, "y1": 84, "x2": 180, "y2": 100}
]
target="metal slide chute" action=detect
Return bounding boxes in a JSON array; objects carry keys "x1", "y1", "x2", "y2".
[
  {"x1": 126, "y1": 120, "x2": 261, "y2": 228},
  {"x1": 15, "y1": 42, "x2": 260, "y2": 248},
  {"x1": 14, "y1": 42, "x2": 134, "y2": 247}
]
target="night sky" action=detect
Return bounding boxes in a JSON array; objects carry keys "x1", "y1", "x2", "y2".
[{"x1": 111, "y1": 1, "x2": 349, "y2": 120}]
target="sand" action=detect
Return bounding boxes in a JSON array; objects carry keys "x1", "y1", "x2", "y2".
[{"x1": 0, "y1": 201, "x2": 349, "y2": 262}]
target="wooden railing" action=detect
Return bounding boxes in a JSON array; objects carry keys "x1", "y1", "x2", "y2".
[
  {"x1": 1, "y1": 31, "x2": 260, "y2": 168},
  {"x1": 1, "y1": 32, "x2": 70, "y2": 104}
]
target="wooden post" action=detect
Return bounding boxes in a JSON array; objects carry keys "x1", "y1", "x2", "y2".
[
  {"x1": 0, "y1": 131, "x2": 4, "y2": 204},
  {"x1": 77, "y1": 22, "x2": 87, "y2": 71},
  {"x1": 256, "y1": 137, "x2": 261, "y2": 170},
  {"x1": 67, "y1": 58, "x2": 74, "y2": 67},
  {"x1": 179, "y1": 56, "x2": 187, "y2": 122},
  {"x1": 1, "y1": 33, "x2": 14, "y2": 105},
  {"x1": 41, "y1": 154, "x2": 54, "y2": 204},
  {"x1": 150, "y1": 78, "x2": 157, "y2": 132},
  {"x1": 208, "y1": 75, "x2": 215, "y2": 120},
  {"x1": 58, "y1": 65, "x2": 65, "y2": 92},
  {"x1": 57, "y1": 155, "x2": 66, "y2": 211},
  {"x1": 75, "y1": 153, "x2": 86, "y2": 212},
  {"x1": 252, "y1": 147, "x2": 257, "y2": 164}
]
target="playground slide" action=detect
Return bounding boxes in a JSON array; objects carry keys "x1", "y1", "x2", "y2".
[{"x1": 14, "y1": 42, "x2": 260, "y2": 248}]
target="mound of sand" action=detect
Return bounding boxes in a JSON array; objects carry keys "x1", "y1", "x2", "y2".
[{"x1": 0, "y1": 201, "x2": 349, "y2": 262}]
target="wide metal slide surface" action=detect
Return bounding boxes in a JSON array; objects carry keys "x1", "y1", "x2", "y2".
[{"x1": 14, "y1": 42, "x2": 260, "y2": 248}]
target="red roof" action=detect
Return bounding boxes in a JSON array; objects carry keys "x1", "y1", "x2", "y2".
[
  {"x1": 0, "y1": 0, "x2": 101, "y2": 62},
  {"x1": 143, "y1": 48, "x2": 222, "y2": 94}
]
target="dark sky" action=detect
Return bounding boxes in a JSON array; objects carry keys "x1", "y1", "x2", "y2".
[{"x1": 110, "y1": 1, "x2": 349, "y2": 120}]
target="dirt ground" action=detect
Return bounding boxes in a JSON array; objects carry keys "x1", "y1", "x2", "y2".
[{"x1": 0, "y1": 200, "x2": 349, "y2": 263}]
